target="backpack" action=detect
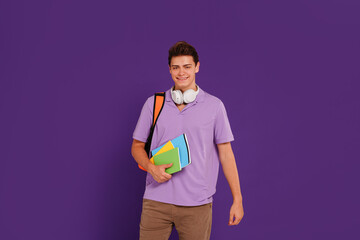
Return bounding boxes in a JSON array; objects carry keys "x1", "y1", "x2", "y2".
[{"x1": 138, "y1": 92, "x2": 165, "y2": 171}]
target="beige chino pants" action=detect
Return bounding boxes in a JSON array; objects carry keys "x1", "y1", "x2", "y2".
[{"x1": 139, "y1": 198, "x2": 212, "y2": 240}]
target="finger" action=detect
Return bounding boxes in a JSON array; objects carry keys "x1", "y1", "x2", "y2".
[
  {"x1": 236, "y1": 212, "x2": 244, "y2": 224},
  {"x1": 160, "y1": 175, "x2": 169, "y2": 183},
  {"x1": 164, "y1": 173, "x2": 172, "y2": 180},
  {"x1": 234, "y1": 216, "x2": 241, "y2": 225}
]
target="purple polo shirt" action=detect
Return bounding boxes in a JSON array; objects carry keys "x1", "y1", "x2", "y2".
[{"x1": 133, "y1": 86, "x2": 234, "y2": 206}]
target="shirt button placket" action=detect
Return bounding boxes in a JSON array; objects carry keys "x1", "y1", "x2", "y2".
[{"x1": 179, "y1": 111, "x2": 184, "y2": 133}]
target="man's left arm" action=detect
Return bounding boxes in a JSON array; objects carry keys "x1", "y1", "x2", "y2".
[{"x1": 217, "y1": 142, "x2": 244, "y2": 226}]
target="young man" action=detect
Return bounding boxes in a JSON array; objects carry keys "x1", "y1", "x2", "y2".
[{"x1": 131, "y1": 41, "x2": 244, "y2": 240}]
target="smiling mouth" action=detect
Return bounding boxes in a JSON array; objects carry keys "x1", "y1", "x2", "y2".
[{"x1": 177, "y1": 77, "x2": 189, "y2": 80}]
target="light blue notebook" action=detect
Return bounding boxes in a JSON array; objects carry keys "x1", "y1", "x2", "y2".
[{"x1": 151, "y1": 133, "x2": 191, "y2": 168}]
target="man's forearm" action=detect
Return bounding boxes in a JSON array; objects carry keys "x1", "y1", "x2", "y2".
[
  {"x1": 218, "y1": 143, "x2": 243, "y2": 203},
  {"x1": 131, "y1": 144, "x2": 154, "y2": 172},
  {"x1": 222, "y1": 157, "x2": 243, "y2": 203}
]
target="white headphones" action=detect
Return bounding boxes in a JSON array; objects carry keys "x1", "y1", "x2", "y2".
[{"x1": 171, "y1": 85, "x2": 200, "y2": 104}]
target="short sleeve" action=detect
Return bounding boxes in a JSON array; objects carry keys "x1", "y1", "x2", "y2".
[
  {"x1": 132, "y1": 96, "x2": 154, "y2": 142},
  {"x1": 214, "y1": 101, "x2": 234, "y2": 144}
]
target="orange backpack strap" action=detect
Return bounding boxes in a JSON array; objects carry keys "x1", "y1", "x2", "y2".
[
  {"x1": 138, "y1": 92, "x2": 165, "y2": 171},
  {"x1": 153, "y1": 93, "x2": 166, "y2": 126}
]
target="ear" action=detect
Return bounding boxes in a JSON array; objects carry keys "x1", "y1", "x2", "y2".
[{"x1": 195, "y1": 61, "x2": 200, "y2": 73}]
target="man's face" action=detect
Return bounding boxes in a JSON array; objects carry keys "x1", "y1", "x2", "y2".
[{"x1": 169, "y1": 55, "x2": 200, "y2": 92}]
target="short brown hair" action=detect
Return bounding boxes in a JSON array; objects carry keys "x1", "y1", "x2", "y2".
[{"x1": 168, "y1": 41, "x2": 199, "y2": 66}]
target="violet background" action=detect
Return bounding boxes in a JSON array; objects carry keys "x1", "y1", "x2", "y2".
[{"x1": 1, "y1": 0, "x2": 359, "y2": 239}]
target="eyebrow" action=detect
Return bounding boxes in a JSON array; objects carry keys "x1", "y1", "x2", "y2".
[{"x1": 171, "y1": 64, "x2": 192, "y2": 67}]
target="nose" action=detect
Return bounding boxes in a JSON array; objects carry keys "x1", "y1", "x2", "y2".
[{"x1": 179, "y1": 67, "x2": 184, "y2": 75}]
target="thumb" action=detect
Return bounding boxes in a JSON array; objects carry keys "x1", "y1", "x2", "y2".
[
  {"x1": 164, "y1": 163, "x2": 173, "y2": 168},
  {"x1": 229, "y1": 213, "x2": 234, "y2": 225}
]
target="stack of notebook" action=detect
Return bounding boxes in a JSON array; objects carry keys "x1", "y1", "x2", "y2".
[{"x1": 149, "y1": 134, "x2": 191, "y2": 174}]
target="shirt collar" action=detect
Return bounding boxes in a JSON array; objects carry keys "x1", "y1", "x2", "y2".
[{"x1": 165, "y1": 85, "x2": 205, "y2": 103}]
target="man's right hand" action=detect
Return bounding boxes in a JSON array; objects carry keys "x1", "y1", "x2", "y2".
[{"x1": 148, "y1": 163, "x2": 173, "y2": 183}]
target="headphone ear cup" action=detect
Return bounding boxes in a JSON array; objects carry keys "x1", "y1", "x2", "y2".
[
  {"x1": 183, "y1": 89, "x2": 196, "y2": 103},
  {"x1": 171, "y1": 90, "x2": 184, "y2": 104}
]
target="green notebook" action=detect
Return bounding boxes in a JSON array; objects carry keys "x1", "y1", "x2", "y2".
[{"x1": 153, "y1": 147, "x2": 181, "y2": 174}]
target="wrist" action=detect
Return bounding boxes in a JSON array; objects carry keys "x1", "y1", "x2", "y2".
[
  {"x1": 147, "y1": 163, "x2": 155, "y2": 174},
  {"x1": 233, "y1": 197, "x2": 243, "y2": 205}
]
